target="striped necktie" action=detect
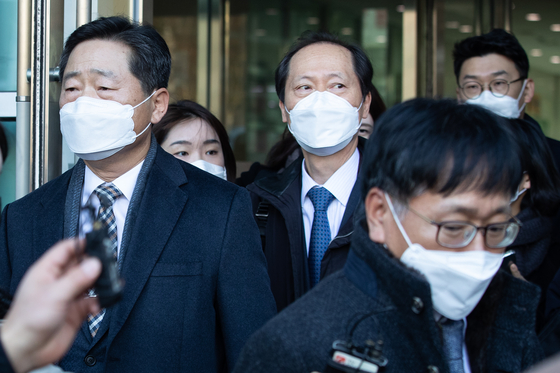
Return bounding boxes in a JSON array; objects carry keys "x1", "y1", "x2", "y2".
[{"x1": 87, "y1": 183, "x2": 123, "y2": 337}]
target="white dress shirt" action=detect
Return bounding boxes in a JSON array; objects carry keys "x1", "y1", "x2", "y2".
[
  {"x1": 301, "y1": 148, "x2": 359, "y2": 255},
  {"x1": 81, "y1": 161, "x2": 144, "y2": 257}
]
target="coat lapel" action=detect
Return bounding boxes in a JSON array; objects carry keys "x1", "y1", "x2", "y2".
[
  {"x1": 34, "y1": 173, "x2": 96, "y2": 343},
  {"x1": 106, "y1": 151, "x2": 189, "y2": 344},
  {"x1": 34, "y1": 177, "x2": 71, "y2": 260}
]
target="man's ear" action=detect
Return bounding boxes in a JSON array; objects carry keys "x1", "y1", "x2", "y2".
[
  {"x1": 522, "y1": 172, "x2": 531, "y2": 190},
  {"x1": 361, "y1": 92, "x2": 372, "y2": 120},
  {"x1": 365, "y1": 187, "x2": 388, "y2": 244},
  {"x1": 523, "y1": 79, "x2": 535, "y2": 104},
  {"x1": 150, "y1": 88, "x2": 170, "y2": 124},
  {"x1": 279, "y1": 101, "x2": 289, "y2": 123}
]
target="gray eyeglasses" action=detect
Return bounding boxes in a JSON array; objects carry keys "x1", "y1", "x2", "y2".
[
  {"x1": 460, "y1": 77, "x2": 524, "y2": 99},
  {"x1": 406, "y1": 205, "x2": 522, "y2": 249}
]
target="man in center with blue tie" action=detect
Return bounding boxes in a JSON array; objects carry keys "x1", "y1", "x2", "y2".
[{"x1": 247, "y1": 31, "x2": 373, "y2": 311}]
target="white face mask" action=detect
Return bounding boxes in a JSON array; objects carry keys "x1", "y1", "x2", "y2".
[
  {"x1": 465, "y1": 79, "x2": 527, "y2": 119},
  {"x1": 285, "y1": 91, "x2": 362, "y2": 156},
  {"x1": 60, "y1": 92, "x2": 155, "y2": 161},
  {"x1": 190, "y1": 159, "x2": 227, "y2": 180},
  {"x1": 384, "y1": 193, "x2": 504, "y2": 320}
]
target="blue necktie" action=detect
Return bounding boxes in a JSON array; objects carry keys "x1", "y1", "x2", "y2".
[
  {"x1": 441, "y1": 318, "x2": 465, "y2": 373},
  {"x1": 87, "y1": 183, "x2": 123, "y2": 337},
  {"x1": 307, "y1": 186, "x2": 335, "y2": 288}
]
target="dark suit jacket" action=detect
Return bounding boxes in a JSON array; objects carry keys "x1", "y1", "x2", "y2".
[
  {"x1": 524, "y1": 114, "x2": 560, "y2": 171},
  {"x1": 0, "y1": 145, "x2": 276, "y2": 372},
  {"x1": 247, "y1": 137, "x2": 365, "y2": 312}
]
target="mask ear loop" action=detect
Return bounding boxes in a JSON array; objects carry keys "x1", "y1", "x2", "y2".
[
  {"x1": 516, "y1": 79, "x2": 528, "y2": 116},
  {"x1": 284, "y1": 103, "x2": 291, "y2": 115},
  {"x1": 356, "y1": 99, "x2": 364, "y2": 112},
  {"x1": 134, "y1": 122, "x2": 152, "y2": 138},
  {"x1": 283, "y1": 103, "x2": 297, "y2": 137},
  {"x1": 356, "y1": 99, "x2": 364, "y2": 126},
  {"x1": 384, "y1": 192, "x2": 413, "y2": 247},
  {"x1": 133, "y1": 90, "x2": 157, "y2": 109},
  {"x1": 132, "y1": 90, "x2": 157, "y2": 137}
]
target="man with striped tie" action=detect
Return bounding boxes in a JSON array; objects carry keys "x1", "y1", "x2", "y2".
[{"x1": 0, "y1": 16, "x2": 275, "y2": 373}]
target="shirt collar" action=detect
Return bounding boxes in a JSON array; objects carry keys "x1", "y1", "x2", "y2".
[
  {"x1": 82, "y1": 161, "x2": 145, "y2": 206},
  {"x1": 301, "y1": 147, "x2": 360, "y2": 206}
]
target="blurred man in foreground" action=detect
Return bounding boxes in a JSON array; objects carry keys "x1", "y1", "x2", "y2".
[{"x1": 235, "y1": 99, "x2": 543, "y2": 373}]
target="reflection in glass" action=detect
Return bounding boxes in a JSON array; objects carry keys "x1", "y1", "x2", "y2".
[
  {"x1": 0, "y1": 0, "x2": 17, "y2": 92},
  {"x1": 226, "y1": 0, "x2": 403, "y2": 164}
]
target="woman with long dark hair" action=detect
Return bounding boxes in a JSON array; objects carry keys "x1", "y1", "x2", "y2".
[{"x1": 153, "y1": 100, "x2": 237, "y2": 183}]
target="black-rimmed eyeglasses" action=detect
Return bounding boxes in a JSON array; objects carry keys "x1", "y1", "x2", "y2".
[{"x1": 460, "y1": 77, "x2": 525, "y2": 100}]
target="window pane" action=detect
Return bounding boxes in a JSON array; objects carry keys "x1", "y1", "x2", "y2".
[
  {"x1": 442, "y1": 0, "x2": 475, "y2": 98},
  {"x1": 153, "y1": 0, "x2": 198, "y2": 103},
  {"x1": 226, "y1": 0, "x2": 403, "y2": 164},
  {"x1": 512, "y1": 1, "x2": 560, "y2": 140},
  {"x1": 0, "y1": 0, "x2": 17, "y2": 92}
]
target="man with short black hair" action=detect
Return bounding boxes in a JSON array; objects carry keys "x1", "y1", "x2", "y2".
[
  {"x1": 453, "y1": 28, "x2": 560, "y2": 167},
  {"x1": 248, "y1": 31, "x2": 372, "y2": 311},
  {"x1": 0, "y1": 16, "x2": 275, "y2": 372},
  {"x1": 235, "y1": 99, "x2": 543, "y2": 373},
  {"x1": 454, "y1": 29, "x2": 560, "y2": 336}
]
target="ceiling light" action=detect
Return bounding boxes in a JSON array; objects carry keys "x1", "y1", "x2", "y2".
[
  {"x1": 551, "y1": 56, "x2": 560, "y2": 64},
  {"x1": 459, "y1": 25, "x2": 473, "y2": 33},
  {"x1": 530, "y1": 49, "x2": 543, "y2": 57},
  {"x1": 525, "y1": 13, "x2": 541, "y2": 21},
  {"x1": 376, "y1": 35, "x2": 387, "y2": 44},
  {"x1": 531, "y1": 49, "x2": 543, "y2": 57},
  {"x1": 307, "y1": 17, "x2": 319, "y2": 25},
  {"x1": 446, "y1": 21, "x2": 459, "y2": 29},
  {"x1": 551, "y1": 24, "x2": 560, "y2": 32},
  {"x1": 396, "y1": 5, "x2": 405, "y2": 13}
]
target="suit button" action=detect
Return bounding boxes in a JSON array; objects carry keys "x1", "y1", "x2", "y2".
[
  {"x1": 412, "y1": 297, "x2": 424, "y2": 314},
  {"x1": 84, "y1": 355, "x2": 97, "y2": 366},
  {"x1": 427, "y1": 365, "x2": 439, "y2": 373}
]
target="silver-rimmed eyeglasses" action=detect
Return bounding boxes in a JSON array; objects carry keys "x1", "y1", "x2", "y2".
[
  {"x1": 406, "y1": 205, "x2": 522, "y2": 249},
  {"x1": 460, "y1": 77, "x2": 525, "y2": 99}
]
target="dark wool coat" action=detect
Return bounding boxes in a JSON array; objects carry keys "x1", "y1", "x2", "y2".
[
  {"x1": 247, "y1": 137, "x2": 365, "y2": 312},
  {"x1": 234, "y1": 219, "x2": 544, "y2": 373},
  {"x1": 508, "y1": 207, "x2": 560, "y2": 332},
  {"x1": 0, "y1": 142, "x2": 276, "y2": 373},
  {"x1": 524, "y1": 115, "x2": 560, "y2": 172}
]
